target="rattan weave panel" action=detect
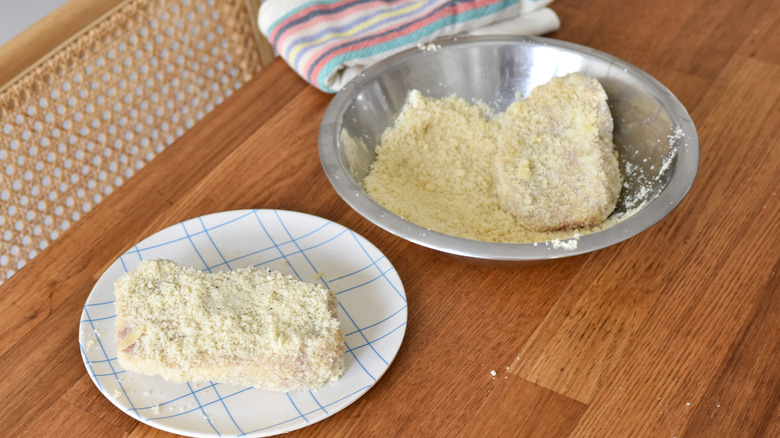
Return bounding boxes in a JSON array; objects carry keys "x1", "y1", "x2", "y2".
[{"x1": 0, "y1": 0, "x2": 265, "y2": 283}]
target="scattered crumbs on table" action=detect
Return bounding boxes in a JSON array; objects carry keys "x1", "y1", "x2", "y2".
[{"x1": 490, "y1": 370, "x2": 496, "y2": 376}]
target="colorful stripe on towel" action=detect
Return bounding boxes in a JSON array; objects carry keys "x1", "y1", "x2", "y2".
[{"x1": 260, "y1": 0, "x2": 521, "y2": 92}]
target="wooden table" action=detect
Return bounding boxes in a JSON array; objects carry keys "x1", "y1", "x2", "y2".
[{"x1": 2, "y1": 0, "x2": 778, "y2": 436}]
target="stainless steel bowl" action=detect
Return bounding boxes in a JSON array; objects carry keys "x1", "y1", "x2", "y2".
[{"x1": 318, "y1": 36, "x2": 698, "y2": 264}]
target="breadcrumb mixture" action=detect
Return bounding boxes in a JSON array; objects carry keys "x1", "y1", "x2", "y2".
[{"x1": 363, "y1": 73, "x2": 622, "y2": 243}]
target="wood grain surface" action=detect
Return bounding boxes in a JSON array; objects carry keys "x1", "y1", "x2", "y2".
[{"x1": 1, "y1": 0, "x2": 778, "y2": 436}]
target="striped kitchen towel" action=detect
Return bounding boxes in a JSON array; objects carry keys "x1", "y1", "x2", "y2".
[{"x1": 258, "y1": 0, "x2": 560, "y2": 93}]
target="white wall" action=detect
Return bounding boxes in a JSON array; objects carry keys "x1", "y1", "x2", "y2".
[{"x1": 0, "y1": 0, "x2": 70, "y2": 46}]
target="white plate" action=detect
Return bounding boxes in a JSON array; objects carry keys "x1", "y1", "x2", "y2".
[{"x1": 79, "y1": 209, "x2": 407, "y2": 437}]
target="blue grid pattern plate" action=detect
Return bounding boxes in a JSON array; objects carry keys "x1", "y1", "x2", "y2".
[{"x1": 79, "y1": 209, "x2": 407, "y2": 437}]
